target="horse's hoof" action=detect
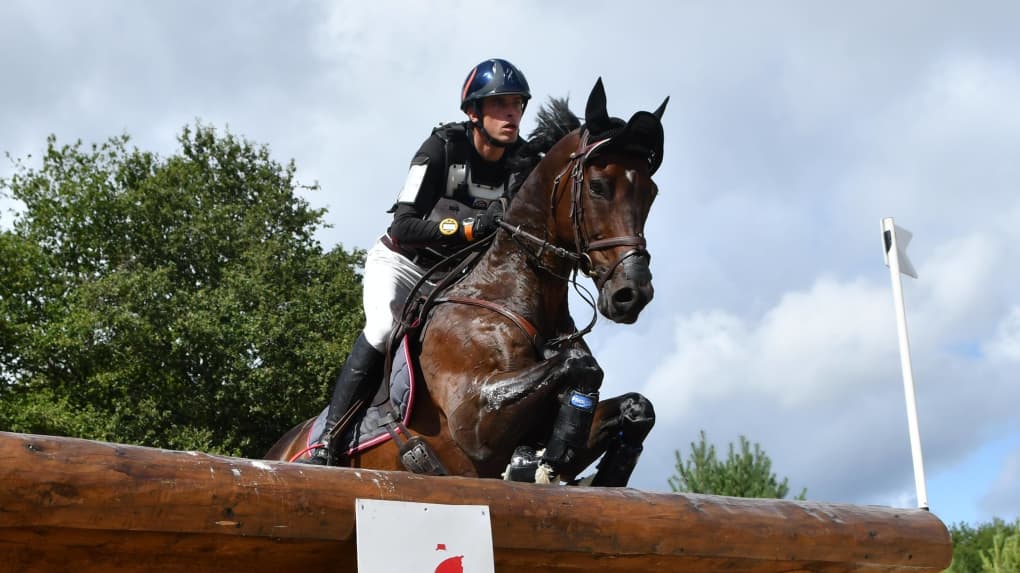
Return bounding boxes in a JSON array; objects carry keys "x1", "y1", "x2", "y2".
[{"x1": 502, "y1": 445, "x2": 540, "y2": 482}]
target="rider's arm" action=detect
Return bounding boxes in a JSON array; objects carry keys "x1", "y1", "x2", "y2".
[
  {"x1": 388, "y1": 203, "x2": 443, "y2": 245},
  {"x1": 387, "y1": 135, "x2": 461, "y2": 247}
]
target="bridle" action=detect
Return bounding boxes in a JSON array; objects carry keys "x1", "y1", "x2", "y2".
[
  {"x1": 499, "y1": 129, "x2": 651, "y2": 290},
  {"x1": 423, "y1": 128, "x2": 655, "y2": 351}
]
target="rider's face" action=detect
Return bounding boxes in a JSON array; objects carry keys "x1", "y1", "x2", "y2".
[{"x1": 475, "y1": 95, "x2": 524, "y2": 145}]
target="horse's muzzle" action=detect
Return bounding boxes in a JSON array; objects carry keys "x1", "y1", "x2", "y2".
[{"x1": 597, "y1": 255, "x2": 653, "y2": 324}]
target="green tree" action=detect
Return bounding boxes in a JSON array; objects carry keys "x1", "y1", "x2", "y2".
[
  {"x1": 981, "y1": 523, "x2": 1020, "y2": 573},
  {"x1": 948, "y1": 519, "x2": 1020, "y2": 573},
  {"x1": 668, "y1": 429, "x2": 807, "y2": 499},
  {"x1": 0, "y1": 124, "x2": 365, "y2": 457}
]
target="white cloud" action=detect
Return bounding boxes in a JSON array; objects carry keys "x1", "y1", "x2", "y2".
[
  {"x1": 910, "y1": 232, "x2": 1006, "y2": 348},
  {"x1": 644, "y1": 309, "x2": 748, "y2": 411},
  {"x1": 632, "y1": 274, "x2": 906, "y2": 499},
  {"x1": 755, "y1": 277, "x2": 897, "y2": 402},
  {"x1": 644, "y1": 276, "x2": 896, "y2": 413}
]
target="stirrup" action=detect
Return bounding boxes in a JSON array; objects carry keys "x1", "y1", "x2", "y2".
[
  {"x1": 299, "y1": 452, "x2": 328, "y2": 466},
  {"x1": 309, "y1": 438, "x2": 333, "y2": 465}
]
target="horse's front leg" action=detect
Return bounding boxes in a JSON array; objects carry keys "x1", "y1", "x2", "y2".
[
  {"x1": 447, "y1": 346, "x2": 603, "y2": 467},
  {"x1": 556, "y1": 392, "x2": 656, "y2": 487}
]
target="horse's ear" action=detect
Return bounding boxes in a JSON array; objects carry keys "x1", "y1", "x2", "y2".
[
  {"x1": 653, "y1": 96, "x2": 670, "y2": 120},
  {"x1": 585, "y1": 77, "x2": 610, "y2": 131}
]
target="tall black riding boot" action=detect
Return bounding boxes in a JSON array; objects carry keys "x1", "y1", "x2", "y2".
[{"x1": 308, "y1": 333, "x2": 384, "y2": 464}]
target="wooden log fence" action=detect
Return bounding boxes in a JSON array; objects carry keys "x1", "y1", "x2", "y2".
[{"x1": 0, "y1": 432, "x2": 952, "y2": 572}]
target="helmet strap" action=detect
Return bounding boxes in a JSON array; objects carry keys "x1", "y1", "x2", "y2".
[
  {"x1": 476, "y1": 123, "x2": 510, "y2": 148},
  {"x1": 470, "y1": 103, "x2": 511, "y2": 149}
]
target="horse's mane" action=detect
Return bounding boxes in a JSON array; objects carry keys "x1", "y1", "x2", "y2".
[
  {"x1": 529, "y1": 97, "x2": 582, "y2": 151},
  {"x1": 507, "y1": 97, "x2": 580, "y2": 196}
]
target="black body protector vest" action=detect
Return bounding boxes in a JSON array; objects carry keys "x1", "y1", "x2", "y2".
[
  {"x1": 430, "y1": 122, "x2": 512, "y2": 218},
  {"x1": 408, "y1": 123, "x2": 522, "y2": 262}
]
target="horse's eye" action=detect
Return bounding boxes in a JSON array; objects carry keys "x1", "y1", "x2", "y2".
[{"x1": 589, "y1": 178, "x2": 611, "y2": 198}]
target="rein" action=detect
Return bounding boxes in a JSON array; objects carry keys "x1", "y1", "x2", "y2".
[{"x1": 434, "y1": 295, "x2": 545, "y2": 351}]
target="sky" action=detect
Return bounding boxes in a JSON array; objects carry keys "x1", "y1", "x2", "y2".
[{"x1": 2, "y1": 1, "x2": 1017, "y2": 527}]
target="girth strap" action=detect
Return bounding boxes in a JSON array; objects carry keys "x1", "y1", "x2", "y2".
[{"x1": 434, "y1": 295, "x2": 545, "y2": 355}]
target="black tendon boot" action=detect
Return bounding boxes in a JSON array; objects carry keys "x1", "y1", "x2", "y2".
[
  {"x1": 541, "y1": 388, "x2": 599, "y2": 471},
  {"x1": 306, "y1": 333, "x2": 384, "y2": 465}
]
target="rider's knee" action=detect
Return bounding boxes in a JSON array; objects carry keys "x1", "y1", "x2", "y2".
[{"x1": 360, "y1": 325, "x2": 390, "y2": 353}]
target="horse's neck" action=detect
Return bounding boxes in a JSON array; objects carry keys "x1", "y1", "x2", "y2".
[
  {"x1": 464, "y1": 146, "x2": 578, "y2": 333},
  {"x1": 462, "y1": 235, "x2": 570, "y2": 334},
  {"x1": 506, "y1": 135, "x2": 576, "y2": 251}
]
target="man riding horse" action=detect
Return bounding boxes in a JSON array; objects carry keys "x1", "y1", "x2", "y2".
[{"x1": 305, "y1": 58, "x2": 532, "y2": 465}]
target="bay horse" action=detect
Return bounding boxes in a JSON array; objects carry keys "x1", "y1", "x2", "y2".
[{"x1": 267, "y1": 78, "x2": 667, "y2": 487}]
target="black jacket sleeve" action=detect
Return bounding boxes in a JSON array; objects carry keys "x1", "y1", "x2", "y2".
[
  {"x1": 387, "y1": 132, "x2": 463, "y2": 247},
  {"x1": 388, "y1": 203, "x2": 444, "y2": 245}
]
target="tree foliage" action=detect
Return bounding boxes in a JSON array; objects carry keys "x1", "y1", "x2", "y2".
[
  {"x1": 0, "y1": 124, "x2": 364, "y2": 457},
  {"x1": 948, "y1": 519, "x2": 1020, "y2": 573},
  {"x1": 668, "y1": 429, "x2": 807, "y2": 499}
]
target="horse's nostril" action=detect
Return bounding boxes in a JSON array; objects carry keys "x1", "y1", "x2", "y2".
[{"x1": 613, "y1": 288, "x2": 636, "y2": 305}]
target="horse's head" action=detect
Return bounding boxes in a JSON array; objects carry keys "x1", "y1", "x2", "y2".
[{"x1": 548, "y1": 79, "x2": 668, "y2": 324}]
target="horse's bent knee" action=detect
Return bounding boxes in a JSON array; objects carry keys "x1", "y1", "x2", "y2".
[
  {"x1": 619, "y1": 392, "x2": 655, "y2": 443},
  {"x1": 561, "y1": 347, "x2": 603, "y2": 392}
]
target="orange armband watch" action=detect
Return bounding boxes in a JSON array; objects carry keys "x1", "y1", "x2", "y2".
[{"x1": 461, "y1": 217, "x2": 476, "y2": 241}]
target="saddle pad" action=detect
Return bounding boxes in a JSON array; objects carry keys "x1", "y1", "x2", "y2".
[{"x1": 303, "y1": 335, "x2": 417, "y2": 458}]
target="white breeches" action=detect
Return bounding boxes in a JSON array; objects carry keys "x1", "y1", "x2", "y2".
[{"x1": 361, "y1": 237, "x2": 427, "y2": 352}]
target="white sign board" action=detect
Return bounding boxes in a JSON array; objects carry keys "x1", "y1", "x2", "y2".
[{"x1": 355, "y1": 498, "x2": 495, "y2": 573}]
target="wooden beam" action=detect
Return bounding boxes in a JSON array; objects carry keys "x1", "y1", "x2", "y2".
[{"x1": 0, "y1": 431, "x2": 951, "y2": 573}]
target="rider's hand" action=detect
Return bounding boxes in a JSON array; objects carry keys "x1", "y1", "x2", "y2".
[{"x1": 463, "y1": 201, "x2": 504, "y2": 241}]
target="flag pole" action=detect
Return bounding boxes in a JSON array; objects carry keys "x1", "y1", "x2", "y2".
[{"x1": 881, "y1": 217, "x2": 928, "y2": 510}]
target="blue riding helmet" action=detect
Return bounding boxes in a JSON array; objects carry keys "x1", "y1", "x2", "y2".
[{"x1": 460, "y1": 59, "x2": 531, "y2": 112}]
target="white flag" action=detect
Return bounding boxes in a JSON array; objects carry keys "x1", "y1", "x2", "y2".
[{"x1": 882, "y1": 218, "x2": 918, "y2": 279}]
